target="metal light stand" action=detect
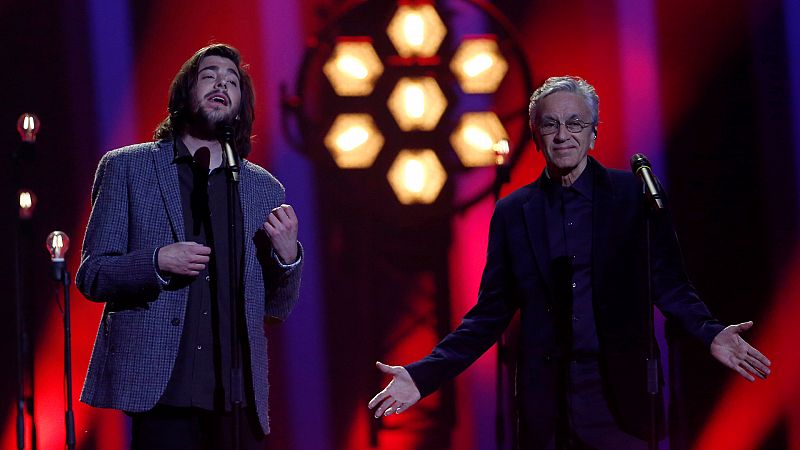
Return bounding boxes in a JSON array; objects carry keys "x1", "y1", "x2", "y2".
[
  {"x1": 49, "y1": 249, "x2": 76, "y2": 450},
  {"x1": 13, "y1": 183, "x2": 29, "y2": 450},
  {"x1": 13, "y1": 114, "x2": 39, "y2": 450}
]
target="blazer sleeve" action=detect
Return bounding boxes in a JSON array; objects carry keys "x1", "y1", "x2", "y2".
[
  {"x1": 263, "y1": 241, "x2": 303, "y2": 321},
  {"x1": 650, "y1": 207, "x2": 725, "y2": 347},
  {"x1": 76, "y1": 152, "x2": 163, "y2": 302},
  {"x1": 405, "y1": 204, "x2": 519, "y2": 397},
  {"x1": 249, "y1": 170, "x2": 303, "y2": 322}
]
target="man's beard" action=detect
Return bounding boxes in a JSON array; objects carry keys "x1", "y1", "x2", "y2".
[{"x1": 188, "y1": 100, "x2": 237, "y2": 138}]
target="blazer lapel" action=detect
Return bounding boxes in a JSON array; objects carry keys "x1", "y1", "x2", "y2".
[
  {"x1": 591, "y1": 158, "x2": 615, "y2": 292},
  {"x1": 152, "y1": 140, "x2": 185, "y2": 242},
  {"x1": 238, "y1": 161, "x2": 262, "y2": 240},
  {"x1": 522, "y1": 178, "x2": 553, "y2": 294}
]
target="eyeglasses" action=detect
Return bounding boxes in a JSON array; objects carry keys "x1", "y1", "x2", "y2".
[{"x1": 538, "y1": 118, "x2": 593, "y2": 135}]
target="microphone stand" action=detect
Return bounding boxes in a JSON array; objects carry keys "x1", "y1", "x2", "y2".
[
  {"x1": 50, "y1": 259, "x2": 76, "y2": 450},
  {"x1": 221, "y1": 129, "x2": 243, "y2": 450},
  {"x1": 631, "y1": 154, "x2": 664, "y2": 450},
  {"x1": 641, "y1": 183, "x2": 663, "y2": 450}
]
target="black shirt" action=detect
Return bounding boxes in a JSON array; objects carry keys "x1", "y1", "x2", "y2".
[
  {"x1": 541, "y1": 163, "x2": 600, "y2": 355},
  {"x1": 159, "y1": 137, "x2": 246, "y2": 410}
]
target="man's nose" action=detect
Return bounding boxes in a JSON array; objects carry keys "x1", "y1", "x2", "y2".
[
  {"x1": 215, "y1": 78, "x2": 228, "y2": 90},
  {"x1": 554, "y1": 123, "x2": 570, "y2": 141}
]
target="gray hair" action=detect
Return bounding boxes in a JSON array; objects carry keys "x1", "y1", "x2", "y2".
[{"x1": 528, "y1": 76, "x2": 599, "y2": 127}]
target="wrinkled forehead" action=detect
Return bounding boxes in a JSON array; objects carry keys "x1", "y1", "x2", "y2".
[{"x1": 536, "y1": 91, "x2": 592, "y2": 120}]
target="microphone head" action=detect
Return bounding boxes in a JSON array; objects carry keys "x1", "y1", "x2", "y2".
[{"x1": 630, "y1": 153, "x2": 651, "y2": 173}]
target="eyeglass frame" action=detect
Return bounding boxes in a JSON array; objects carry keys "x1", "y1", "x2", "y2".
[{"x1": 536, "y1": 117, "x2": 596, "y2": 135}]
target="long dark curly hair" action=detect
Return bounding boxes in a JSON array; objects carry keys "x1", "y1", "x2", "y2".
[{"x1": 153, "y1": 43, "x2": 255, "y2": 157}]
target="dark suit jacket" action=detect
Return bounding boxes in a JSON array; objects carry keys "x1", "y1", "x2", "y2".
[
  {"x1": 406, "y1": 157, "x2": 723, "y2": 447},
  {"x1": 76, "y1": 139, "x2": 302, "y2": 435}
]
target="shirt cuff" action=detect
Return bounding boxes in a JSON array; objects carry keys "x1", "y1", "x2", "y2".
[
  {"x1": 271, "y1": 244, "x2": 302, "y2": 269},
  {"x1": 153, "y1": 247, "x2": 172, "y2": 285}
]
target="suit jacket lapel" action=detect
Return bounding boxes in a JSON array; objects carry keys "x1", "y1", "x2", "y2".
[
  {"x1": 523, "y1": 178, "x2": 553, "y2": 294},
  {"x1": 238, "y1": 161, "x2": 262, "y2": 240},
  {"x1": 591, "y1": 158, "x2": 615, "y2": 293},
  {"x1": 152, "y1": 140, "x2": 185, "y2": 242}
]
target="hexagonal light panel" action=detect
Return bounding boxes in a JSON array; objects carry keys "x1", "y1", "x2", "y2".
[
  {"x1": 387, "y1": 149, "x2": 447, "y2": 205},
  {"x1": 387, "y1": 77, "x2": 448, "y2": 131},
  {"x1": 450, "y1": 112, "x2": 509, "y2": 167},
  {"x1": 450, "y1": 37, "x2": 508, "y2": 94},
  {"x1": 323, "y1": 39, "x2": 384, "y2": 96},
  {"x1": 386, "y1": 3, "x2": 447, "y2": 58},
  {"x1": 324, "y1": 114, "x2": 384, "y2": 168}
]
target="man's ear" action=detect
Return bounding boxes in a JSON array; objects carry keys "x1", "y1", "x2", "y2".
[{"x1": 530, "y1": 122, "x2": 541, "y2": 152}]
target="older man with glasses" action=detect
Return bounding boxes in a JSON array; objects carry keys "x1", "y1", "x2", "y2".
[{"x1": 369, "y1": 76, "x2": 770, "y2": 449}]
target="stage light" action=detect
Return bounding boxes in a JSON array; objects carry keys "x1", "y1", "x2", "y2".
[
  {"x1": 45, "y1": 231, "x2": 70, "y2": 262},
  {"x1": 387, "y1": 149, "x2": 447, "y2": 204},
  {"x1": 493, "y1": 139, "x2": 509, "y2": 165},
  {"x1": 17, "y1": 112, "x2": 40, "y2": 143},
  {"x1": 18, "y1": 189, "x2": 37, "y2": 220},
  {"x1": 450, "y1": 37, "x2": 508, "y2": 94},
  {"x1": 323, "y1": 40, "x2": 384, "y2": 96},
  {"x1": 386, "y1": 3, "x2": 447, "y2": 58},
  {"x1": 387, "y1": 77, "x2": 448, "y2": 131},
  {"x1": 324, "y1": 113, "x2": 385, "y2": 168},
  {"x1": 449, "y1": 112, "x2": 509, "y2": 167}
]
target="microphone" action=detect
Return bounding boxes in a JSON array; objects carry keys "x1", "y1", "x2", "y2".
[
  {"x1": 219, "y1": 124, "x2": 240, "y2": 182},
  {"x1": 630, "y1": 153, "x2": 664, "y2": 210}
]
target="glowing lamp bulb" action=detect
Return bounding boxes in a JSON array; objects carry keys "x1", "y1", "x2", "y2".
[
  {"x1": 335, "y1": 126, "x2": 370, "y2": 152},
  {"x1": 46, "y1": 231, "x2": 70, "y2": 262},
  {"x1": 463, "y1": 53, "x2": 494, "y2": 77},
  {"x1": 402, "y1": 159, "x2": 426, "y2": 193},
  {"x1": 403, "y1": 13, "x2": 425, "y2": 48},
  {"x1": 17, "y1": 113, "x2": 41, "y2": 143},
  {"x1": 18, "y1": 190, "x2": 37, "y2": 220},
  {"x1": 404, "y1": 84, "x2": 426, "y2": 119},
  {"x1": 336, "y1": 55, "x2": 369, "y2": 80},
  {"x1": 463, "y1": 125, "x2": 494, "y2": 150},
  {"x1": 493, "y1": 139, "x2": 510, "y2": 165}
]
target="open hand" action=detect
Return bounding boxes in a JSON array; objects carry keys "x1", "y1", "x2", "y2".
[
  {"x1": 710, "y1": 321, "x2": 771, "y2": 382},
  {"x1": 368, "y1": 362, "x2": 421, "y2": 418}
]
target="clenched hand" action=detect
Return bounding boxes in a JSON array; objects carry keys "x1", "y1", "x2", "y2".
[
  {"x1": 157, "y1": 241, "x2": 211, "y2": 277},
  {"x1": 263, "y1": 204, "x2": 299, "y2": 264}
]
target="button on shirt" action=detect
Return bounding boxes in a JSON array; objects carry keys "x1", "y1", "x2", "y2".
[
  {"x1": 159, "y1": 138, "x2": 245, "y2": 411},
  {"x1": 542, "y1": 164, "x2": 600, "y2": 355}
]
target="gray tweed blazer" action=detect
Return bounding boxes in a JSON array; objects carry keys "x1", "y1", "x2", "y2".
[{"x1": 76, "y1": 139, "x2": 302, "y2": 435}]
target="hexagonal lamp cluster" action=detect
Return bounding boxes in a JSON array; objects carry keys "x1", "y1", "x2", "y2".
[{"x1": 322, "y1": 2, "x2": 509, "y2": 205}]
